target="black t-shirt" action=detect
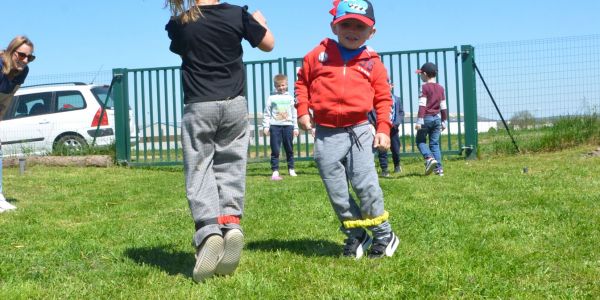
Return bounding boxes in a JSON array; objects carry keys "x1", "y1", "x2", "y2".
[{"x1": 165, "y1": 3, "x2": 267, "y2": 103}]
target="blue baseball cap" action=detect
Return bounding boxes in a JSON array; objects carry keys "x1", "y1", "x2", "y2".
[{"x1": 330, "y1": 0, "x2": 375, "y2": 27}]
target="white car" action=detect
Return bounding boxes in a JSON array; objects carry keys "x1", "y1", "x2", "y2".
[{"x1": 0, "y1": 82, "x2": 134, "y2": 156}]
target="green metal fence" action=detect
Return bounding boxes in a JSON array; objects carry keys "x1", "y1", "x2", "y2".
[{"x1": 112, "y1": 45, "x2": 478, "y2": 166}]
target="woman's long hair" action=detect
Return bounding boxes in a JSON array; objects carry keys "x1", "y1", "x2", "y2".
[
  {"x1": 1, "y1": 36, "x2": 34, "y2": 75},
  {"x1": 165, "y1": 0, "x2": 202, "y2": 24}
]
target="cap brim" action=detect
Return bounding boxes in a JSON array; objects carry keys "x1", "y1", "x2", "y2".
[
  {"x1": 415, "y1": 69, "x2": 424, "y2": 74},
  {"x1": 332, "y1": 14, "x2": 374, "y2": 27}
]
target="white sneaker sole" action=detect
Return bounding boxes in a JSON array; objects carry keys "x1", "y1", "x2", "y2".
[
  {"x1": 215, "y1": 229, "x2": 244, "y2": 275},
  {"x1": 193, "y1": 235, "x2": 224, "y2": 283}
]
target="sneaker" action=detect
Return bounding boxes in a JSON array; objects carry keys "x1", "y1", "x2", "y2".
[
  {"x1": 381, "y1": 169, "x2": 390, "y2": 177},
  {"x1": 215, "y1": 229, "x2": 244, "y2": 276},
  {"x1": 368, "y1": 232, "x2": 400, "y2": 258},
  {"x1": 394, "y1": 165, "x2": 402, "y2": 174},
  {"x1": 271, "y1": 171, "x2": 282, "y2": 181},
  {"x1": 193, "y1": 234, "x2": 224, "y2": 283},
  {"x1": 424, "y1": 158, "x2": 438, "y2": 175},
  {"x1": 289, "y1": 169, "x2": 297, "y2": 177},
  {"x1": 434, "y1": 168, "x2": 444, "y2": 177},
  {"x1": 342, "y1": 231, "x2": 372, "y2": 259},
  {"x1": 0, "y1": 197, "x2": 16, "y2": 211}
]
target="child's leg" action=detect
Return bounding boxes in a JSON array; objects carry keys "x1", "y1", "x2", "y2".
[
  {"x1": 212, "y1": 97, "x2": 249, "y2": 231},
  {"x1": 182, "y1": 101, "x2": 224, "y2": 247},
  {"x1": 269, "y1": 125, "x2": 282, "y2": 171},
  {"x1": 314, "y1": 125, "x2": 363, "y2": 238},
  {"x1": 344, "y1": 124, "x2": 389, "y2": 227},
  {"x1": 281, "y1": 125, "x2": 295, "y2": 170},
  {"x1": 377, "y1": 149, "x2": 388, "y2": 171},
  {"x1": 428, "y1": 118, "x2": 443, "y2": 169},
  {"x1": 416, "y1": 128, "x2": 433, "y2": 160},
  {"x1": 390, "y1": 127, "x2": 401, "y2": 168}
]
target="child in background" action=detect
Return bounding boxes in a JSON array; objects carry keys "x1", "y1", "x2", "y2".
[
  {"x1": 262, "y1": 74, "x2": 299, "y2": 180},
  {"x1": 415, "y1": 62, "x2": 447, "y2": 176},
  {"x1": 165, "y1": 0, "x2": 274, "y2": 282},
  {"x1": 368, "y1": 82, "x2": 404, "y2": 177},
  {"x1": 295, "y1": 0, "x2": 399, "y2": 259}
]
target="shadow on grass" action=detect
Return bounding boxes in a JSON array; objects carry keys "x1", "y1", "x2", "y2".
[
  {"x1": 246, "y1": 238, "x2": 340, "y2": 257},
  {"x1": 124, "y1": 245, "x2": 193, "y2": 278}
]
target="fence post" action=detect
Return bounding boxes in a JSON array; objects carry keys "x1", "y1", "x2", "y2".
[
  {"x1": 112, "y1": 68, "x2": 131, "y2": 165},
  {"x1": 460, "y1": 45, "x2": 478, "y2": 159}
]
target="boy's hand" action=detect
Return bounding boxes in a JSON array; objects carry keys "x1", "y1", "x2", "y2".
[
  {"x1": 263, "y1": 128, "x2": 269, "y2": 136},
  {"x1": 441, "y1": 122, "x2": 446, "y2": 131},
  {"x1": 415, "y1": 124, "x2": 422, "y2": 130},
  {"x1": 293, "y1": 129, "x2": 299, "y2": 137},
  {"x1": 373, "y1": 133, "x2": 390, "y2": 151},
  {"x1": 298, "y1": 115, "x2": 313, "y2": 131}
]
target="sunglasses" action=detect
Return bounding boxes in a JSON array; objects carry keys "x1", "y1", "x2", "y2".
[{"x1": 15, "y1": 51, "x2": 36, "y2": 62}]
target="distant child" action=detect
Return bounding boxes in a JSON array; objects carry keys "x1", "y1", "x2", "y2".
[
  {"x1": 368, "y1": 82, "x2": 405, "y2": 177},
  {"x1": 295, "y1": 0, "x2": 399, "y2": 259},
  {"x1": 262, "y1": 74, "x2": 299, "y2": 180},
  {"x1": 415, "y1": 62, "x2": 447, "y2": 176},
  {"x1": 165, "y1": 0, "x2": 274, "y2": 283}
]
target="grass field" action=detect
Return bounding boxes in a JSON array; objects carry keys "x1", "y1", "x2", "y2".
[{"x1": 1, "y1": 142, "x2": 599, "y2": 298}]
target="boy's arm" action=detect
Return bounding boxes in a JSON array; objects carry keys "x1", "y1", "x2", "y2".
[
  {"x1": 372, "y1": 67, "x2": 392, "y2": 136},
  {"x1": 295, "y1": 57, "x2": 313, "y2": 131},
  {"x1": 262, "y1": 96, "x2": 272, "y2": 133},
  {"x1": 440, "y1": 88, "x2": 448, "y2": 130},
  {"x1": 416, "y1": 86, "x2": 428, "y2": 129},
  {"x1": 250, "y1": 10, "x2": 274, "y2": 52},
  {"x1": 290, "y1": 95, "x2": 299, "y2": 130}
]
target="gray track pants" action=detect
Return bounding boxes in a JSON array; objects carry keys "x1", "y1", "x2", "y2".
[
  {"x1": 182, "y1": 96, "x2": 248, "y2": 247},
  {"x1": 314, "y1": 123, "x2": 392, "y2": 239}
]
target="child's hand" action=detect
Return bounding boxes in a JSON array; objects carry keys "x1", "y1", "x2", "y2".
[
  {"x1": 415, "y1": 124, "x2": 422, "y2": 130},
  {"x1": 298, "y1": 114, "x2": 313, "y2": 131},
  {"x1": 373, "y1": 133, "x2": 390, "y2": 151},
  {"x1": 263, "y1": 128, "x2": 270, "y2": 136},
  {"x1": 293, "y1": 129, "x2": 300, "y2": 137},
  {"x1": 441, "y1": 122, "x2": 446, "y2": 131}
]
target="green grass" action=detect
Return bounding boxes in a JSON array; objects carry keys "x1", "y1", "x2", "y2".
[
  {"x1": 1, "y1": 144, "x2": 599, "y2": 298},
  {"x1": 479, "y1": 113, "x2": 600, "y2": 155}
]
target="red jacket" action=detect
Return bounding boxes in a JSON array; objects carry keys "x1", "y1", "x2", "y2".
[{"x1": 295, "y1": 38, "x2": 392, "y2": 135}]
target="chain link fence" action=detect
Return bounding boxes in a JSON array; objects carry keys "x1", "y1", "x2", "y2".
[{"x1": 474, "y1": 34, "x2": 600, "y2": 129}]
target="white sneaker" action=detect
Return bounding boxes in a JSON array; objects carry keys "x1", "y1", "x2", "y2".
[
  {"x1": 289, "y1": 169, "x2": 297, "y2": 177},
  {"x1": 193, "y1": 235, "x2": 224, "y2": 283},
  {"x1": 0, "y1": 198, "x2": 16, "y2": 211},
  {"x1": 215, "y1": 229, "x2": 244, "y2": 276},
  {"x1": 271, "y1": 171, "x2": 282, "y2": 181}
]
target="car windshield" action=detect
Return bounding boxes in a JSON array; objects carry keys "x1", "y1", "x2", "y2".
[{"x1": 91, "y1": 86, "x2": 115, "y2": 109}]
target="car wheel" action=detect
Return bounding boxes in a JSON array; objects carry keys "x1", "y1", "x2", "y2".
[{"x1": 54, "y1": 134, "x2": 88, "y2": 155}]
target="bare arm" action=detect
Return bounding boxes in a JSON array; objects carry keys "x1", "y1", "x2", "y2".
[{"x1": 252, "y1": 10, "x2": 274, "y2": 52}]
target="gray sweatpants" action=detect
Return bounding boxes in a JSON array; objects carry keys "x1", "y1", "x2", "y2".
[
  {"x1": 314, "y1": 123, "x2": 392, "y2": 240},
  {"x1": 182, "y1": 96, "x2": 248, "y2": 247}
]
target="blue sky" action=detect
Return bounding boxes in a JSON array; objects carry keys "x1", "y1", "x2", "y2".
[{"x1": 2, "y1": 0, "x2": 599, "y2": 77}]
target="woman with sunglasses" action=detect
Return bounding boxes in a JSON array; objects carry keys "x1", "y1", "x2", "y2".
[{"x1": 0, "y1": 35, "x2": 35, "y2": 213}]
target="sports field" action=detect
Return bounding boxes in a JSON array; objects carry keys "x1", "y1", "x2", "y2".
[{"x1": 1, "y1": 139, "x2": 599, "y2": 298}]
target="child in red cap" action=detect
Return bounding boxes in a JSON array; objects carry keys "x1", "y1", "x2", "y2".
[{"x1": 295, "y1": 0, "x2": 399, "y2": 259}]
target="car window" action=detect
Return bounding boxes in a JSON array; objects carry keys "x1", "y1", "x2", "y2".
[
  {"x1": 91, "y1": 86, "x2": 114, "y2": 109},
  {"x1": 56, "y1": 91, "x2": 86, "y2": 112},
  {"x1": 9, "y1": 92, "x2": 53, "y2": 119}
]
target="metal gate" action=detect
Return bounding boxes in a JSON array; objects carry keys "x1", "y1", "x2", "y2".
[{"x1": 111, "y1": 45, "x2": 478, "y2": 166}]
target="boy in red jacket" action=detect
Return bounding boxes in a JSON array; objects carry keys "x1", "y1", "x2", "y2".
[{"x1": 295, "y1": 0, "x2": 399, "y2": 259}]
